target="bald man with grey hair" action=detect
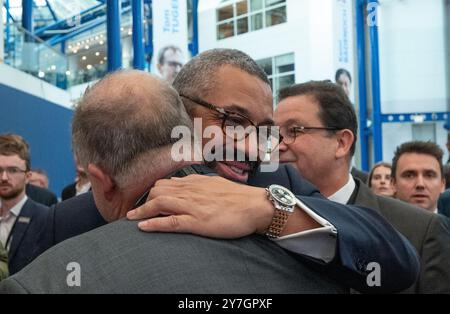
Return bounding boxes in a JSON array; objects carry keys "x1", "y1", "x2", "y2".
[{"x1": 71, "y1": 70, "x2": 192, "y2": 222}]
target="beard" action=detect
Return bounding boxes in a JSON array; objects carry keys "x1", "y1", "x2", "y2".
[
  {"x1": 203, "y1": 146, "x2": 261, "y2": 175},
  {"x1": 0, "y1": 183, "x2": 25, "y2": 200}
]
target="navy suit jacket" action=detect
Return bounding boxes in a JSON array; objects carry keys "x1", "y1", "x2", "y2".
[
  {"x1": 7, "y1": 198, "x2": 49, "y2": 275},
  {"x1": 438, "y1": 190, "x2": 450, "y2": 219},
  {"x1": 249, "y1": 164, "x2": 419, "y2": 293},
  {"x1": 30, "y1": 164, "x2": 418, "y2": 293}
]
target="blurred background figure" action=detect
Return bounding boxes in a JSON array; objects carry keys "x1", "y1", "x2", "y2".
[
  {"x1": 157, "y1": 45, "x2": 184, "y2": 85},
  {"x1": 61, "y1": 159, "x2": 91, "y2": 201},
  {"x1": 28, "y1": 169, "x2": 49, "y2": 189},
  {"x1": 368, "y1": 162, "x2": 394, "y2": 197},
  {"x1": 26, "y1": 168, "x2": 57, "y2": 206},
  {"x1": 335, "y1": 68, "x2": 352, "y2": 98}
]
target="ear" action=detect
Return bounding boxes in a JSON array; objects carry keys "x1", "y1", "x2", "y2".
[
  {"x1": 24, "y1": 171, "x2": 32, "y2": 184},
  {"x1": 441, "y1": 178, "x2": 446, "y2": 193},
  {"x1": 335, "y1": 129, "x2": 354, "y2": 159},
  {"x1": 87, "y1": 164, "x2": 116, "y2": 201},
  {"x1": 391, "y1": 177, "x2": 398, "y2": 194}
]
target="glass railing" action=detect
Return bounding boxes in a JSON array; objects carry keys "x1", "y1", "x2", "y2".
[
  {"x1": 3, "y1": 23, "x2": 69, "y2": 89},
  {"x1": 67, "y1": 62, "x2": 108, "y2": 86}
]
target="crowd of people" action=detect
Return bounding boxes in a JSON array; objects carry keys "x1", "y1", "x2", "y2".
[{"x1": 0, "y1": 48, "x2": 449, "y2": 293}]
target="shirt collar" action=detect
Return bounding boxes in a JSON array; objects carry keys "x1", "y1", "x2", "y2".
[
  {"x1": 328, "y1": 175, "x2": 355, "y2": 204},
  {"x1": 7, "y1": 195, "x2": 28, "y2": 218}
]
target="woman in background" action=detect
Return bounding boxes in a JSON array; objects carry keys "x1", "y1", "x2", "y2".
[{"x1": 368, "y1": 162, "x2": 395, "y2": 197}]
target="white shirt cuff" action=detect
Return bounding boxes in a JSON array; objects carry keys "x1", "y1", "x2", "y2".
[{"x1": 273, "y1": 197, "x2": 338, "y2": 263}]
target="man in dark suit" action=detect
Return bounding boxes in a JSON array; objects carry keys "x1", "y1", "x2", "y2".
[
  {"x1": 0, "y1": 134, "x2": 50, "y2": 275},
  {"x1": 264, "y1": 81, "x2": 450, "y2": 293},
  {"x1": 25, "y1": 184, "x2": 57, "y2": 207},
  {"x1": 438, "y1": 190, "x2": 450, "y2": 218}
]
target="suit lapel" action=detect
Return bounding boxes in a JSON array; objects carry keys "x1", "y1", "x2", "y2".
[
  {"x1": 348, "y1": 177, "x2": 382, "y2": 214},
  {"x1": 8, "y1": 199, "x2": 33, "y2": 262}
]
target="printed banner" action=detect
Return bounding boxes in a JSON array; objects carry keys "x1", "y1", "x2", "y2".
[{"x1": 152, "y1": 0, "x2": 189, "y2": 83}]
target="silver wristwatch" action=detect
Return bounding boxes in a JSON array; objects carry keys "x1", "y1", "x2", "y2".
[{"x1": 265, "y1": 184, "x2": 297, "y2": 239}]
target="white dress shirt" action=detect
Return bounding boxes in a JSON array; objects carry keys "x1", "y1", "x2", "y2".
[
  {"x1": 328, "y1": 176, "x2": 356, "y2": 205},
  {"x1": 274, "y1": 176, "x2": 356, "y2": 263},
  {"x1": 0, "y1": 195, "x2": 28, "y2": 250},
  {"x1": 274, "y1": 197, "x2": 338, "y2": 263}
]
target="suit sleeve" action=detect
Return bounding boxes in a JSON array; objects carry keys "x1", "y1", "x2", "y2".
[
  {"x1": 291, "y1": 196, "x2": 420, "y2": 294},
  {"x1": 418, "y1": 215, "x2": 450, "y2": 293}
]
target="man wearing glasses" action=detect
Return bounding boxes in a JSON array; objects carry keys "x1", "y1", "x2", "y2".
[
  {"x1": 157, "y1": 45, "x2": 184, "y2": 85},
  {"x1": 0, "y1": 134, "x2": 49, "y2": 275},
  {"x1": 129, "y1": 49, "x2": 419, "y2": 292}
]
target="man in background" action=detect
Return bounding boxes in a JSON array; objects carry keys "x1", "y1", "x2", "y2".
[
  {"x1": 157, "y1": 45, "x2": 184, "y2": 85},
  {"x1": 0, "y1": 134, "x2": 49, "y2": 275},
  {"x1": 28, "y1": 169, "x2": 49, "y2": 189},
  {"x1": 392, "y1": 141, "x2": 446, "y2": 214}
]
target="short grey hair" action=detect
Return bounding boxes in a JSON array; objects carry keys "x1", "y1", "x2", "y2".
[
  {"x1": 72, "y1": 70, "x2": 192, "y2": 188},
  {"x1": 172, "y1": 48, "x2": 270, "y2": 110}
]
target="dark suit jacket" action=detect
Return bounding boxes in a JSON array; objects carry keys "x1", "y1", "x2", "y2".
[
  {"x1": 25, "y1": 184, "x2": 58, "y2": 207},
  {"x1": 438, "y1": 190, "x2": 450, "y2": 219},
  {"x1": 0, "y1": 220, "x2": 347, "y2": 294},
  {"x1": 7, "y1": 199, "x2": 50, "y2": 275},
  {"x1": 349, "y1": 178, "x2": 450, "y2": 293},
  {"x1": 351, "y1": 167, "x2": 369, "y2": 184},
  {"x1": 61, "y1": 182, "x2": 77, "y2": 201}
]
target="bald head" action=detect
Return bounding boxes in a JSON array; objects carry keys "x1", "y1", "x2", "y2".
[{"x1": 72, "y1": 70, "x2": 192, "y2": 187}]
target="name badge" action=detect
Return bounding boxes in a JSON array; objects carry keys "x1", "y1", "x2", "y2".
[{"x1": 18, "y1": 217, "x2": 31, "y2": 224}]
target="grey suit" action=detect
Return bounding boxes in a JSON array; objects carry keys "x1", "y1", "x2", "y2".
[
  {"x1": 0, "y1": 219, "x2": 346, "y2": 294},
  {"x1": 349, "y1": 178, "x2": 450, "y2": 293}
]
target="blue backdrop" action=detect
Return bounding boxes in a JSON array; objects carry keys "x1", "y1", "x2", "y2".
[{"x1": 0, "y1": 83, "x2": 75, "y2": 197}]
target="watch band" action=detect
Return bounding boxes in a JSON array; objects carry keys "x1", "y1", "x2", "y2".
[{"x1": 265, "y1": 208, "x2": 291, "y2": 239}]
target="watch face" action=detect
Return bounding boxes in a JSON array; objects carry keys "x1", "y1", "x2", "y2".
[{"x1": 269, "y1": 185, "x2": 296, "y2": 206}]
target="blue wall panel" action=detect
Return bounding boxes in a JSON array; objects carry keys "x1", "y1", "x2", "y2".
[{"x1": 0, "y1": 84, "x2": 74, "y2": 197}]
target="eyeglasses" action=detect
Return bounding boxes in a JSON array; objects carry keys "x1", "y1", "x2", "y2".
[
  {"x1": 279, "y1": 126, "x2": 342, "y2": 145},
  {"x1": 180, "y1": 95, "x2": 278, "y2": 151},
  {"x1": 0, "y1": 167, "x2": 27, "y2": 177}
]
